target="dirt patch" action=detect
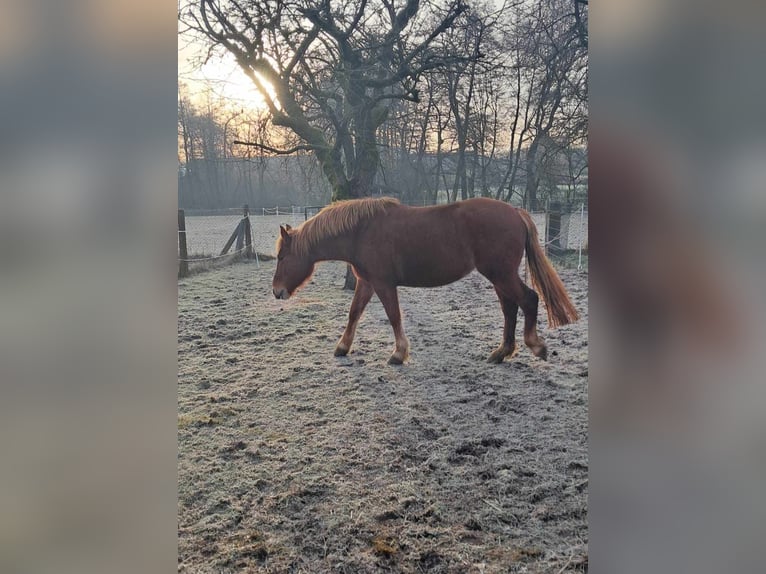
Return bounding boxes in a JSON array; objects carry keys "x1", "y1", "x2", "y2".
[{"x1": 178, "y1": 261, "x2": 588, "y2": 573}]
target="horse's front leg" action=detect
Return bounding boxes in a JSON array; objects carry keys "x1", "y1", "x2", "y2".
[
  {"x1": 334, "y1": 277, "x2": 374, "y2": 356},
  {"x1": 374, "y1": 284, "x2": 410, "y2": 365}
]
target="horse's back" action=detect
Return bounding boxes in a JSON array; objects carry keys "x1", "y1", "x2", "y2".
[
  {"x1": 455, "y1": 197, "x2": 521, "y2": 220},
  {"x1": 354, "y1": 199, "x2": 525, "y2": 287},
  {"x1": 355, "y1": 202, "x2": 472, "y2": 286},
  {"x1": 445, "y1": 197, "x2": 526, "y2": 244}
]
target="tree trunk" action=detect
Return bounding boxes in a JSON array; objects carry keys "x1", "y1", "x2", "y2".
[
  {"x1": 339, "y1": 101, "x2": 387, "y2": 291},
  {"x1": 343, "y1": 265, "x2": 357, "y2": 290},
  {"x1": 525, "y1": 135, "x2": 541, "y2": 210}
]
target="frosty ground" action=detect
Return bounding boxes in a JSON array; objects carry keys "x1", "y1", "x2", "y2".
[{"x1": 178, "y1": 260, "x2": 588, "y2": 573}]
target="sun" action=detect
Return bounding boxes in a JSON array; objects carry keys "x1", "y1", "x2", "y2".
[
  {"x1": 179, "y1": 42, "x2": 274, "y2": 112},
  {"x1": 198, "y1": 54, "x2": 270, "y2": 110}
]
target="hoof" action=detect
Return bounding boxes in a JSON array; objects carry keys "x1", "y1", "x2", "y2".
[
  {"x1": 487, "y1": 351, "x2": 505, "y2": 364},
  {"x1": 487, "y1": 345, "x2": 515, "y2": 364},
  {"x1": 533, "y1": 345, "x2": 548, "y2": 361},
  {"x1": 334, "y1": 343, "x2": 350, "y2": 357},
  {"x1": 387, "y1": 352, "x2": 406, "y2": 365}
]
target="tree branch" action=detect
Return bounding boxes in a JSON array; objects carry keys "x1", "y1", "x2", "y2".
[
  {"x1": 343, "y1": 0, "x2": 369, "y2": 39},
  {"x1": 232, "y1": 140, "x2": 317, "y2": 155},
  {"x1": 285, "y1": 25, "x2": 320, "y2": 76}
]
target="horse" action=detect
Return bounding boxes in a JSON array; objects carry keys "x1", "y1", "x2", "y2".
[{"x1": 272, "y1": 197, "x2": 578, "y2": 365}]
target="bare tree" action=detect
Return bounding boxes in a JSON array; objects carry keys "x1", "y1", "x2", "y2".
[
  {"x1": 443, "y1": 10, "x2": 486, "y2": 201},
  {"x1": 518, "y1": 0, "x2": 588, "y2": 210},
  {"x1": 178, "y1": 85, "x2": 228, "y2": 206},
  {"x1": 182, "y1": 0, "x2": 472, "y2": 198},
  {"x1": 178, "y1": 82, "x2": 329, "y2": 209}
]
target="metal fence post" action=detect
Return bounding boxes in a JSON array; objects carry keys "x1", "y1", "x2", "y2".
[
  {"x1": 178, "y1": 209, "x2": 188, "y2": 278},
  {"x1": 577, "y1": 202, "x2": 585, "y2": 270}
]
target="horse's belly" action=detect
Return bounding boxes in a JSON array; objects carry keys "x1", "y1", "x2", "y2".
[{"x1": 396, "y1": 259, "x2": 474, "y2": 287}]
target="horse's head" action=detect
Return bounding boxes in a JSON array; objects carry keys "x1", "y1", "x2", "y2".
[{"x1": 272, "y1": 224, "x2": 314, "y2": 300}]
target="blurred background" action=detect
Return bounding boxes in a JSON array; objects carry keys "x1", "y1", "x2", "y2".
[
  {"x1": 590, "y1": 0, "x2": 766, "y2": 572},
  {"x1": 0, "y1": 1, "x2": 177, "y2": 573},
  {"x1": 0, "y1": 0, "x2": 764, "y2": 573}
]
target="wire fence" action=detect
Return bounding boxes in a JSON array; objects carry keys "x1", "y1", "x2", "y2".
[
  {"x1": 178, "y1": 203, "x2": 587, "y2": 277},
  {"x1": 182, "y1": 212, "x2": 303, "y2": 257},
  {"x1": 539, "y1": 204, "x2": 589, "y2": 270}
]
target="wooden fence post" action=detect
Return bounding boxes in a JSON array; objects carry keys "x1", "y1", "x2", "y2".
[
  {"x1": 243, "y1": 204, "x2": 253, "y2": 258},
  {"x1": 178, "y1": 209, "x2": 188, "y2": 278},
  {"x1": 235, "y1": 219, "x2": 245, "y2": 253},
  {"x1": 221, "y1": 219, "x2": 241, "y2": 256}
]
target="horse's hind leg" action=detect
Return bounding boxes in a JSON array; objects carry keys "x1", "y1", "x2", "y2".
[
  {"x1": 487, "y1": 275, "x2": 547, "y2": 362},
  {"x1": 520, "y1": 283, "x2": 548, "y2": 360},
  {"x1": 488, "y1": 287, "x2": 519, "y2": 363},
  {"x1": 335, "y1": 277, "x2": 375, "y2": 356},
  {"x1": 374, "y1": 284, "x2": 410, "y2": 365}
]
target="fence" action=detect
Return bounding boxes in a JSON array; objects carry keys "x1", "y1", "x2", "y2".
[
  {"x1": 178, "y1": 207, "x2": 251, "y2": 278},
  {"x1": 540, "y1": 203, "x2": 588, "y2": 270},
  {"x1": 177, "y1": 205, "x2": 306, "y2": 277},
  {"x1": 178, "y1": 202, "x2": 587, "y2": 278}
]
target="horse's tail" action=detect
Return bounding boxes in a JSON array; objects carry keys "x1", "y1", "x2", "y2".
[{"x1": 518, "y1": 209, "x2": 579, "y2": 327}]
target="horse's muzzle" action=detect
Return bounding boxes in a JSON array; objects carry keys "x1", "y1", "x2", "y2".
[{"x1": 273, "y1": 287, "x2": 289, "y2": 300}]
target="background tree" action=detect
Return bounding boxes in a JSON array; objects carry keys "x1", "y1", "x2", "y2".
[
  {"x1": 181, "y1": 0, "x2": 473, "y2": 200},
  {"x1": 516, "y1": 0, "x2": 588, "y2": 210},
  {"x1": 180, "y1": 0, "x2": 587, "y2": 211},
  {"x1": 178, "y1": 82, "x2": 331, "y2": 209}
]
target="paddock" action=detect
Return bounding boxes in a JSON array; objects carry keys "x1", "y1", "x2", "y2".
[{"x1": 178, "y1": 260, "x2": 588, "y2": 573}]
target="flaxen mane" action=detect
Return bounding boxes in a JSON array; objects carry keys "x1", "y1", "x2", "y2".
[{"x1": 279, "y1": 197, "x2": 399, "y2": 256}]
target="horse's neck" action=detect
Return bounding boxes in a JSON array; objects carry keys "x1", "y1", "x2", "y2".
[{"x1": 308, "y1": 231, "x2": 355, "y2": 263}]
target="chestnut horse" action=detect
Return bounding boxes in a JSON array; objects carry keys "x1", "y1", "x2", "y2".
[{"x1": 273, "y1": 197, "x2": 578, "y2": 364}]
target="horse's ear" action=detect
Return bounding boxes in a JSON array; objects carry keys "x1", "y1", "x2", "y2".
[
  {"x1": 279, "y1": 225, "x2": 291, "y2": 243},
  {"x1": 284, "y1": 224, "x2": 292, "y2": 231}
]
